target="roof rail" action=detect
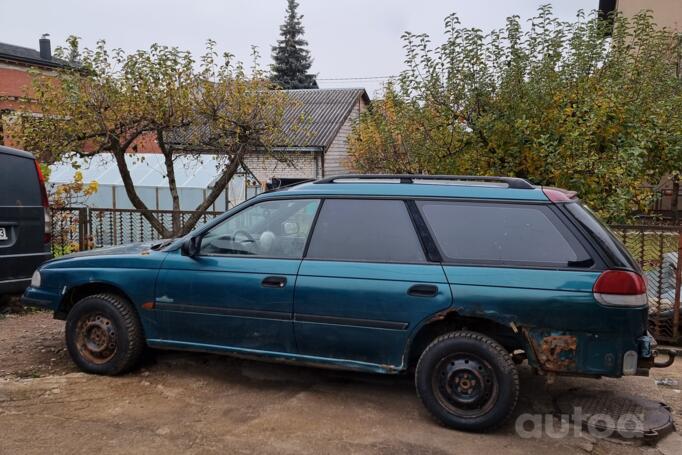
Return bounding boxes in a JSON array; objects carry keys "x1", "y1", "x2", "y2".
[{"x1": 314, "y1": 174, "x2": 535, "y2": 190}]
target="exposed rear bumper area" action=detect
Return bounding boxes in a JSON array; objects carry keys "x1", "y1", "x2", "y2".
[{"x1": 635, "y1": 333, "x2": 676, "y2": 375}]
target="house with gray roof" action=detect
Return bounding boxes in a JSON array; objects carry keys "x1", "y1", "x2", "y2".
[{"x1": 169, "y1": 88, "x2": 369, "y2": 188}]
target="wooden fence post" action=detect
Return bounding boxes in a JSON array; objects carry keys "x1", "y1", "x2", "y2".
[{"x1": 77, "y1": 207, "x2": 89, "y2": 251}]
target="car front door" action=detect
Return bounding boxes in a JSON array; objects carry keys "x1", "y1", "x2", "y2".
[
  {"x1": 155, "y1": 198, "x2": 320, "y2": 353},
  {"x1": 293, "y1": 199, "x2": 452, "y2": 369}
]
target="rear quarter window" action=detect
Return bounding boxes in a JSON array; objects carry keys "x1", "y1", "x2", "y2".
[
  {"x1": 564, "y1": 202, "x2": 639, "y2": 271},
  {"x1": 417, "y1": 200, "x2": 591, "y2": 267},
  {"x1": 0, "y1": 154, "x2": 41, "y2": 206}
]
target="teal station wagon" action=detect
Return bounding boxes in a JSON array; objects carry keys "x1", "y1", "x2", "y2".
[{"x1": 22, "y1": 175, "x2": 675, "y2": 431}]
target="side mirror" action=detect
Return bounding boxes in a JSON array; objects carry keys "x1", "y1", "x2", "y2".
[{"x1": 181, "y1": 236, "x2": 201, "y2": 258}]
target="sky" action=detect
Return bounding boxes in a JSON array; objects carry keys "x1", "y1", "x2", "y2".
[{"x1": 1, "y1": 0, "x2": 596, "y2": 96}]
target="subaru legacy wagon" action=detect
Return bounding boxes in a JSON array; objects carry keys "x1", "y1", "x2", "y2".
[{"x1": 22, "y1": 175, "x2": 674, "y2": 431}]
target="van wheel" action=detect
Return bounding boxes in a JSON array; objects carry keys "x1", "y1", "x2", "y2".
[
  {"x1": 65, "y1": 293, "x2": 144, "y2": 375},
  {"x1": 415, "y1": 331, "x2": 519, "y2": 432}
]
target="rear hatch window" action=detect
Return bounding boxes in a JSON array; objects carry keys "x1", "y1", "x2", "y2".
[
  {"x1": 0, "y1": 153, "x2": 41, "y2": 207},
  {"x1": 565, "y1": 202, "x2": 639, "y2": 271}
]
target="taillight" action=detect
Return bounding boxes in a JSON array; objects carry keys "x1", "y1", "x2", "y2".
[
  {"x1": 593, "y1": 270, "x2": 647, "y2": 307},
  {"x1": 34, "y1": 160, "x2": 51, "y2": 244},
  {"x1": 34, "y1": 160, "x2": 49, "y2": 208}
]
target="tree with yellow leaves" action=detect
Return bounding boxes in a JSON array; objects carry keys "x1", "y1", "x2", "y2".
[
  {"x1": 349, "y1": 7, "x2": 682, "y2": 222},
  {"x1": 11, "y1": 39, "x2": 296, "y2": 236}
]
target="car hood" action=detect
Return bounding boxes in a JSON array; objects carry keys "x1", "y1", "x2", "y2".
[
  {"x1": 60, "y1": 242, "x2": 156, "y2": 258},
  {"x1": 42, "y1": 241, "x2": 169, "y2": 270}
]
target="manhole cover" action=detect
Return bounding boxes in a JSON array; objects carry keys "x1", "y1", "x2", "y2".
[{"x1": 554, "y1": 389, "x2": 675, "y2": 442}]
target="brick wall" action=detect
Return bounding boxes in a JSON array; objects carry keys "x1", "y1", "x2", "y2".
[
  {"x1": 0, "y1": 63, "x2": 40, "y2": 146},
  {"x1": 0, "y1": 64, "x2": 37, "y2": 104}
]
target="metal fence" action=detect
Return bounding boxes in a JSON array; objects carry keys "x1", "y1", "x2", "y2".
[
  {"x1": 50, "y1": 208, "x2": 682, "y2": 343},
  {"x1": 50, "y1": 207, "x2": 222, "y2": 255},
  {"x1": 610, "y1": 225, "x2": 682, "y2": 343}
]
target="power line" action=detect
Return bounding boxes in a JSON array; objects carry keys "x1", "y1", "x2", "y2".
[{"x1": 316, "y1": 75, "x2": 397, "y2": 81}]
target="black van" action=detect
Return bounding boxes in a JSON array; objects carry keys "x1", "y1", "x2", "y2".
[{"x1": 0, "y1": 146, "x2": 51, "y2": 296}]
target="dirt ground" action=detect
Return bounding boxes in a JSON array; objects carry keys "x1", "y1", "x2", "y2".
[{"x1": 1, "y1": 312, "x2": 681, "y2": 455}]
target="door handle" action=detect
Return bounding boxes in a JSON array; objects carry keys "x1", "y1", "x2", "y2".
[
  {"x1": 408, "y1": 284, "x2": 438, "y2": 297},
  {"x1": 262, "y1": 276, "x2": 287, "y2": 288}
]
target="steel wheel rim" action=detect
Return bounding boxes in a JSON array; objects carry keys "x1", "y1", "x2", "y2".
[
  {"x1": 431, "y1": 352, "x2": 499, "y2": 418},
  {"x1": 75, "y1": 312, "x2": 117, "y2": 364}
]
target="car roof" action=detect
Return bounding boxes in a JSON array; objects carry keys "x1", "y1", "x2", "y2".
[
  {"x1": 0, "y1": 145, "x2": 35, "y2": 160},
  {"x1": 268, "y1": 177, "x2": 550, "y2": 201}
]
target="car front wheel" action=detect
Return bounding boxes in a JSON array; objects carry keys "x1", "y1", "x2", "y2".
[
  {"x1": 65, "y1": 293, "x2": 144, "y2": 375},
  {"x1": 415, "y1": 331, "x2": 519, "y2": 432}
]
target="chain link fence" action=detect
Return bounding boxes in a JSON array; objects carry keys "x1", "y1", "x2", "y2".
[
  {"x1": 610, "y1": 225, "x2": 682, "y2": 343},
  {"x1": 50, "y1": 208, "x2": 682, "y2": 343}
]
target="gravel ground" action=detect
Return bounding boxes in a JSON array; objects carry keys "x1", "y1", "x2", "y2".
[{"x1": 1, "y1": 312, "x2": 681, "y2": 455}]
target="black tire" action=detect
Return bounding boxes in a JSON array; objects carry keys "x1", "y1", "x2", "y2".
[
  {"x1": 65, "y1": 293, "x2": 144, "y2": 375},
  {"x1": 415, "y1": 331, "x2": 519, "y2": 432}
]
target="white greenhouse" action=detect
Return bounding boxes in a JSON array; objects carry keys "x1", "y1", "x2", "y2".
[{"x1": 48, "y1": 153, "x2": 261, "y2": 212}]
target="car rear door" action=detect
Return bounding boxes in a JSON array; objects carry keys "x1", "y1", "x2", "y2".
[
  {"x1": 293, "y1": 198, "x2": 451, "y2": 369},
  {"x1": 414, "y1": 200, "x2": 630, "y2": 375},
  {"x1": 0, "y1": 148, "x2": 50, "y2": 294}
]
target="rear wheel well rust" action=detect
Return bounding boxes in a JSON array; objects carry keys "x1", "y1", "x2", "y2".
[{"x1": 406, "y1": 312, "x2": 523, "y2": 369}]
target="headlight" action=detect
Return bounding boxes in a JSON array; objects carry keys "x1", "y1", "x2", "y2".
[{"x1": 30, "y1": 270, "x2": 41, "y2": 288}]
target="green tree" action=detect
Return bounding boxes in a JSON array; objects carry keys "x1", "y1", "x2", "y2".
[
  {"x1": 349, "y1": 7, "x2": 682, "y2": 222},
  {"x1": 270, "y1": 0, "x2": 318, "y2": 89},
  {"x1": 11, "y1": 38, "x2": 294, "y2": 236}
]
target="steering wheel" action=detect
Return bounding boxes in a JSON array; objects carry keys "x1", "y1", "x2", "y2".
[{"x1": 233, "y1": 230, "x2": 256, "y2": 244}]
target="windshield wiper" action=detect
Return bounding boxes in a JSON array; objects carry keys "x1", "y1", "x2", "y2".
[{"x1": 150, "y1": 239, "x2": 174, "y2": 250}]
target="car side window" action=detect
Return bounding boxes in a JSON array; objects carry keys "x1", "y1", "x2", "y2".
[
  {"x1": 306, "y1": 199, "x2": 426, "y2": 263},
  {"x1": 200, "y1": 199, "x2": 320, "y2": 258},
  {"x1": 417, "y1": 200, "x2": 591, "y2": 267}
]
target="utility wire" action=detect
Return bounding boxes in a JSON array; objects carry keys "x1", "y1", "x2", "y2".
[{"x1": 316, "y1": 75, "x2": 397, "y2": 81}]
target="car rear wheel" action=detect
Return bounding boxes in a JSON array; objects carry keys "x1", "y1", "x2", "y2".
[
  {"x1": 415, "y1": 331, "x2": 519, "y2": 432},
  {"x1": 65, "y1": 293, "x2": 144, "y2": 375}
]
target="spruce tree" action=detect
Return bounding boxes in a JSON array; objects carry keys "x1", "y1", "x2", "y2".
[{"x1": 270, "y1": 0, "x2": 318, "y2": 89}]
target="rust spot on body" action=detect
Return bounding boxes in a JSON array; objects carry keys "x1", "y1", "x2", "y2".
[
  {"x1": 538, "y1": 335, "x2": 577, "y2": 371},
  {"x1": 524, "y1": 329, "x2": 578, "y2": 372}
]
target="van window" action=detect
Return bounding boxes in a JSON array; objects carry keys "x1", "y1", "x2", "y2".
[
  {"x1": 417, "y1": 201, "x2": 590, "y2": 267},
  {"x1": 306, "y1": 199, "x2": 426, "y2": 263},
  {"x1": 0, "y1": 154, "x2": 41, "y2": 207}
]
